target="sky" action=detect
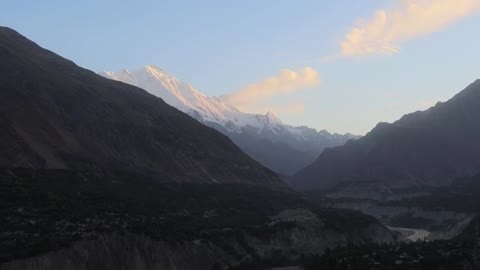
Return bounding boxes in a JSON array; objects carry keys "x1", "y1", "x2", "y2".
[{"x1": 2, "y1": 0, "x2": 480, "y2": 135}]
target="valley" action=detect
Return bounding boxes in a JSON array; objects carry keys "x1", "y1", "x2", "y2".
[
  {"x1": 305, "y1": 173, "x2": 480, "y2": 241},
  {"x1": 2, "y1": 1, "x2": 480, "y2": 267}
]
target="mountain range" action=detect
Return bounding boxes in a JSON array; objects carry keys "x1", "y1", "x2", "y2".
[
  {"x1": 0, "y1": 26, "x2": 395, "y2": 269},
  {"x1": 101, "y1": 66, "x2": 358, "y2": 175},
  {"x1": 293, "y1": 79, "x2": 480, "y2": 198}
]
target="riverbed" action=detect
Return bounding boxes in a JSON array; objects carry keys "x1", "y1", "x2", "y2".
[{"x1": 387, "y1": 226, "x2": 431, "y2": 242}]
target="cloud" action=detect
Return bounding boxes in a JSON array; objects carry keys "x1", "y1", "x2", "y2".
[
  {"x1": 220, "y1": 67, "x2": 319, "y2": 112},
  {"x1": 340, "y1": 0, "x2": 480, "y2": 57}
]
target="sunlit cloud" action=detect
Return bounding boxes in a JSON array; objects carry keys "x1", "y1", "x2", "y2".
[
  {"x1": 340, "y1": 0, "x2": 480, "y2": 57},
  {"x1": 220, "y1": 67, "x2": 320, "y2": 112}
]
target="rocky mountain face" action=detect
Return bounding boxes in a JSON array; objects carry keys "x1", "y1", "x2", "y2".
[
  {"x1": 293, "y1": 79, "x2": 480, "y2": 196},
  {"x1": 0, "y1": 27, "x2": 395, "y2": 269},
  {"x1": 102, "y1": 67, "x2": 357, "y2": 175}
]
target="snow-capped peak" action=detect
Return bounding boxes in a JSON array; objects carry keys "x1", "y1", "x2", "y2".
[
  {"x1": 265, "y1": 111, "x2": 282, "y2": 126},
  {"x1": 101, "y1": 65, "x2": 358, "y2": 176},
  {"x1": 144, "y1": 65, "x2": 164, "y2": 73},
  {"x1": 101, "y1": 68, "x2": 134, "y2": 84},
  {"x1": 101, "y1": 66, "x2": 356, "y2": 144},
  {"x1": 102, "y1": 66, "x2": 246, "y2": 127}
]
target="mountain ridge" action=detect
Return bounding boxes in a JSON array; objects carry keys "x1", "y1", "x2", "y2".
[{"x1": 293, "y1": 79, "x2": 480, "y2": 194}]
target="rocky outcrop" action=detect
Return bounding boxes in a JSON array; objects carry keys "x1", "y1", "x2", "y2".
[
  {"x1": 0, "y1": 209, "x2": 395, "y2": 270},
  {"x1": 1, "y1": 234, "x2": 220, "y2": 270}
]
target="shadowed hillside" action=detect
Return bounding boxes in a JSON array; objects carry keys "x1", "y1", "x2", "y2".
[{"x1": 293, "y1": 80, "x2": 480, "y2": 192}]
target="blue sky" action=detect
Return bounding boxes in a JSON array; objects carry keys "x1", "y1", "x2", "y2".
[{"x1": 2, "y1": 0, "x2": 480, "y2": 134}]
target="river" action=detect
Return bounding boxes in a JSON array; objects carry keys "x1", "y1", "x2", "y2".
[{"x1": 387, "y1": 226, "x2": 431, "y2": 242}]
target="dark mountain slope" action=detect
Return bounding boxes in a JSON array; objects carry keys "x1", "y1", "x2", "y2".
[
  {"x1": 293, "y1": 80, "x2": 480, "y2": 191},
  {"x1": 0, "y1": 26, "x2": 278, "y2": 185}
]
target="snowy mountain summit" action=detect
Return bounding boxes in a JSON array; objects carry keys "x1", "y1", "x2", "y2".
[
  {"x1": 101, "y1": 66, "x2": 358, "y2": 175},
  {"x1": 102, "y1": 66, "x2": 284, "y2": 132}
]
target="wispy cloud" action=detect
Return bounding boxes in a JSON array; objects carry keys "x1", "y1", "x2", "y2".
[
  {"x1": 220, "y1": 67, "x2": 319, "y2": 113},
  {"x1": 339, "y1": 0, "x2": 480, "y2": 57}
]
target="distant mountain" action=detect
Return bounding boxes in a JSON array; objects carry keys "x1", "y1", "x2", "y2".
[
  {"x1": 293, "y1": 80, "x2": 480, "y2": 196},
  {"x1": 102, "y1": 66, "x2": 358, "y2": 175},
  {"x1": 0, "y1": 27, "x2": 279, "y2": 185}
]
